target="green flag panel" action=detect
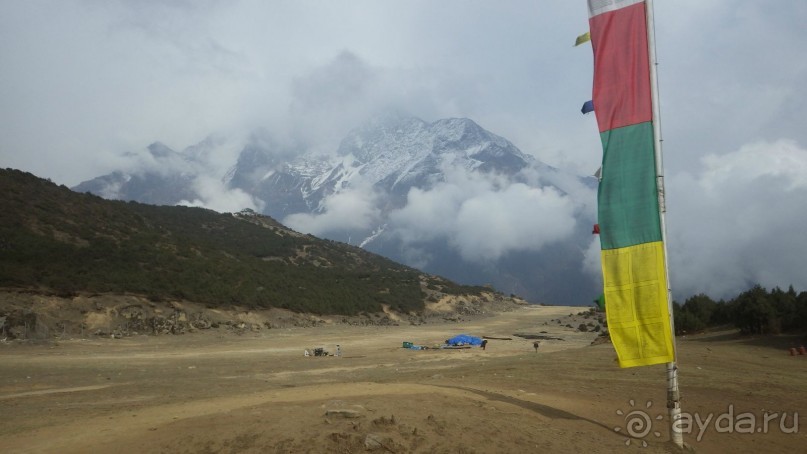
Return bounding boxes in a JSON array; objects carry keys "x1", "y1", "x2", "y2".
[{"x1": 598, "y1": 122, "x2": 662, "y2": 250}]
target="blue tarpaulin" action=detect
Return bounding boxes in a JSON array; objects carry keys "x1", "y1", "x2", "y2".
[{"x1": 445, "y1": 334, "x2": 483, "y2": 346}]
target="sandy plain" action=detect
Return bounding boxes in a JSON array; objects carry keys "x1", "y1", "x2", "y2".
[{"x1": 1, "y1": 305, "x2": 806, "y2": 453}]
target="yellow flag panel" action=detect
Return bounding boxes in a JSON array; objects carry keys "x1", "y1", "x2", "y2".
[{"x1": 601, "y1": 241, "x2": 674, "y2": 367}]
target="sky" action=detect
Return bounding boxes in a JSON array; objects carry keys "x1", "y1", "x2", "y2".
[{"x1": 2, "y1": 0, "x2": 807, "y2": 301}]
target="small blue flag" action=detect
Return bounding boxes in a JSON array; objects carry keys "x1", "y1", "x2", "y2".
[{"x1": 581, "y1": 100, "x2": 594, "y2": 114}]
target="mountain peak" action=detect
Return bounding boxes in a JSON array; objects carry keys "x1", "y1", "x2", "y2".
[{"x1": 147, "y1": 142, "x2": 176, "y2": 159}]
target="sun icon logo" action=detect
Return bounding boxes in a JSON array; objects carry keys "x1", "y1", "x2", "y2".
[{"x1": 614, "y1": 399, "x2": 664, "y2": 447}]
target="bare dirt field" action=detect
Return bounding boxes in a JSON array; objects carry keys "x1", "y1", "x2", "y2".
[{"x1": 2, "y1": 305, "x2": 806, "y2": 453}]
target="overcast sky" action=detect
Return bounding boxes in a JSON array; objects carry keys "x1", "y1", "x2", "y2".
[{"x1": 2, "y1": 0, "x2": 806, "y2": 300}]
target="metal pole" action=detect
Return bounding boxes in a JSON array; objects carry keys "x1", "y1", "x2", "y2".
[{"x1": 644, "y1": 0, "x2": 683, "y2": 448}]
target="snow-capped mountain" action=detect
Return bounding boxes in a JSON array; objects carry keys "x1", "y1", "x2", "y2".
[
  {"x1": 73, "y1": 114, "x2": 600, "y2": 305},
  {"x1": 72, "y1": 142, "x2": 200, "y2": 205},
  {"x1": 334, "y1": 115, "x2": 534, "y2": 192}
]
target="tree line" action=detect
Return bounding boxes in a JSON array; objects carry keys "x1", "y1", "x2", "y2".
[{"x1": 673, "y1": 285, "x2": 807, "y2": 335}]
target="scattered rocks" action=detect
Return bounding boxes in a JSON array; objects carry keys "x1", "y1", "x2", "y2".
[
  {"x1": 325, "y1": 409, "x2": 363, "y2": 419},
  {"x1": 590, "y1": 331, "x2": 611, "y2": 345},
  {"x1": 372, "y1": 415, "x2": 396, "y2": 426},
  {"x1": 577, "y1": 323, "x2": 588, "y2": 332},
  {"x1": 364, "y1": 433, "x2": 393, "y2": 451}
]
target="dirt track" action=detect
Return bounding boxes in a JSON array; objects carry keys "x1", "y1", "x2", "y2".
[{"x1": 1, "y1": 305, "x2": 806, "y2": 453}]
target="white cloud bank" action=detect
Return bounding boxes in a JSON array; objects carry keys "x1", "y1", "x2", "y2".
[
  {"x1": 178, "y1": 175, "x2": 263, "y2": 214},
  {"x1": 389, "y1": 169, "x2": 578, "y2": 262},
  {"x1": 283, "y1": 186, "x2": 381, "y2": 237},
  {"x1": 281, "y1": 164, "x2": 581, "y2": 263},
  {"x1": 666, "y1": 139, "x2": 807, "y2": 299}
]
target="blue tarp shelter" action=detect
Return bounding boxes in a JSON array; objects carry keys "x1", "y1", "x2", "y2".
[{"x1": 445, "y1": 334, "x2": 483, "y2": 346}]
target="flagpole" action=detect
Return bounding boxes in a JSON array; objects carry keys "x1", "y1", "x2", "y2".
[{"x1": 644, "y1": 0, "x2": 684, "y2": 448}]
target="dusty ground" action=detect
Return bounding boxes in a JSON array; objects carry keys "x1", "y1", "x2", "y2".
[{"x1": 1, "y1": 305, "x2": 806, "y2": 453}]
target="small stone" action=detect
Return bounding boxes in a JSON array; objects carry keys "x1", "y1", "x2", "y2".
[{"x1": 324, "y1": 409, "x2": 362, "y2": 419}]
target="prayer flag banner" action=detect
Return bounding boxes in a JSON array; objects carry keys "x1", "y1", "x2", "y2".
[
  {"x1": 588, "y1": 0, "x2": 674, "y2": 367},
  {"x1": 575, "y1": 31, "x2": 591, "y2": 46}
]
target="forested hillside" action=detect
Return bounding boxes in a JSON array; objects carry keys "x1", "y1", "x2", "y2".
[{"x1": 0, "y1": 169, "x2": 489, "y2": 315}]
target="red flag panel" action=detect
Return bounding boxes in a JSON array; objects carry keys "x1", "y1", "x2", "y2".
[{"x1": 589, "y1": 2, "x2": 652, "y2": 133}]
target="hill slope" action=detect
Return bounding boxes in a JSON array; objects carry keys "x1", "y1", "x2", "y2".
[{"x1": 1, "y1": 168, "x2": 496, "y2": 315}]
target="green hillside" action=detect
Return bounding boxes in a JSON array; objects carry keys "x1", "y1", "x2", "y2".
[{"x1": 0, "y1": 168, "x2": 487, "y2": 315}]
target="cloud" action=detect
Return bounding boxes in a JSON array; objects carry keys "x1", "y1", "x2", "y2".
[
  {"x1": 282, "y1": 50, "x2": 497, "y2": 157},
  {"x1": 664, "y1": 139, "x2": 807, "y2": 299},
  {"x1": 281, "y1": 159, "x2": 584, "y2": 264},
  {"x1": 581, "y1": 236, "x2": 603, "y2": 284},
  {"x1": 653, "y1": 0, "x2": 807, "y2": 175},
  {"x1": 7, "y1": 1, "x2": 803, "y2": 188},
  {"x1": 453, "y1": 183, "x2": 577, "y2": 261},
  {"x1": 283, "y1": 186, "x2": 381, "y2": 237},
  {"x1": 390, "y1": 167, "x2": 579, "y2": 262},
  {"x1": 178, "y1": 175, "x2": 263, "y2": 213}
]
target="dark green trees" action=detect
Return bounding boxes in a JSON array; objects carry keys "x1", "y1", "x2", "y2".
[{"x1": 673, "y1": 285, "x2": 807, "y2": 335}]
